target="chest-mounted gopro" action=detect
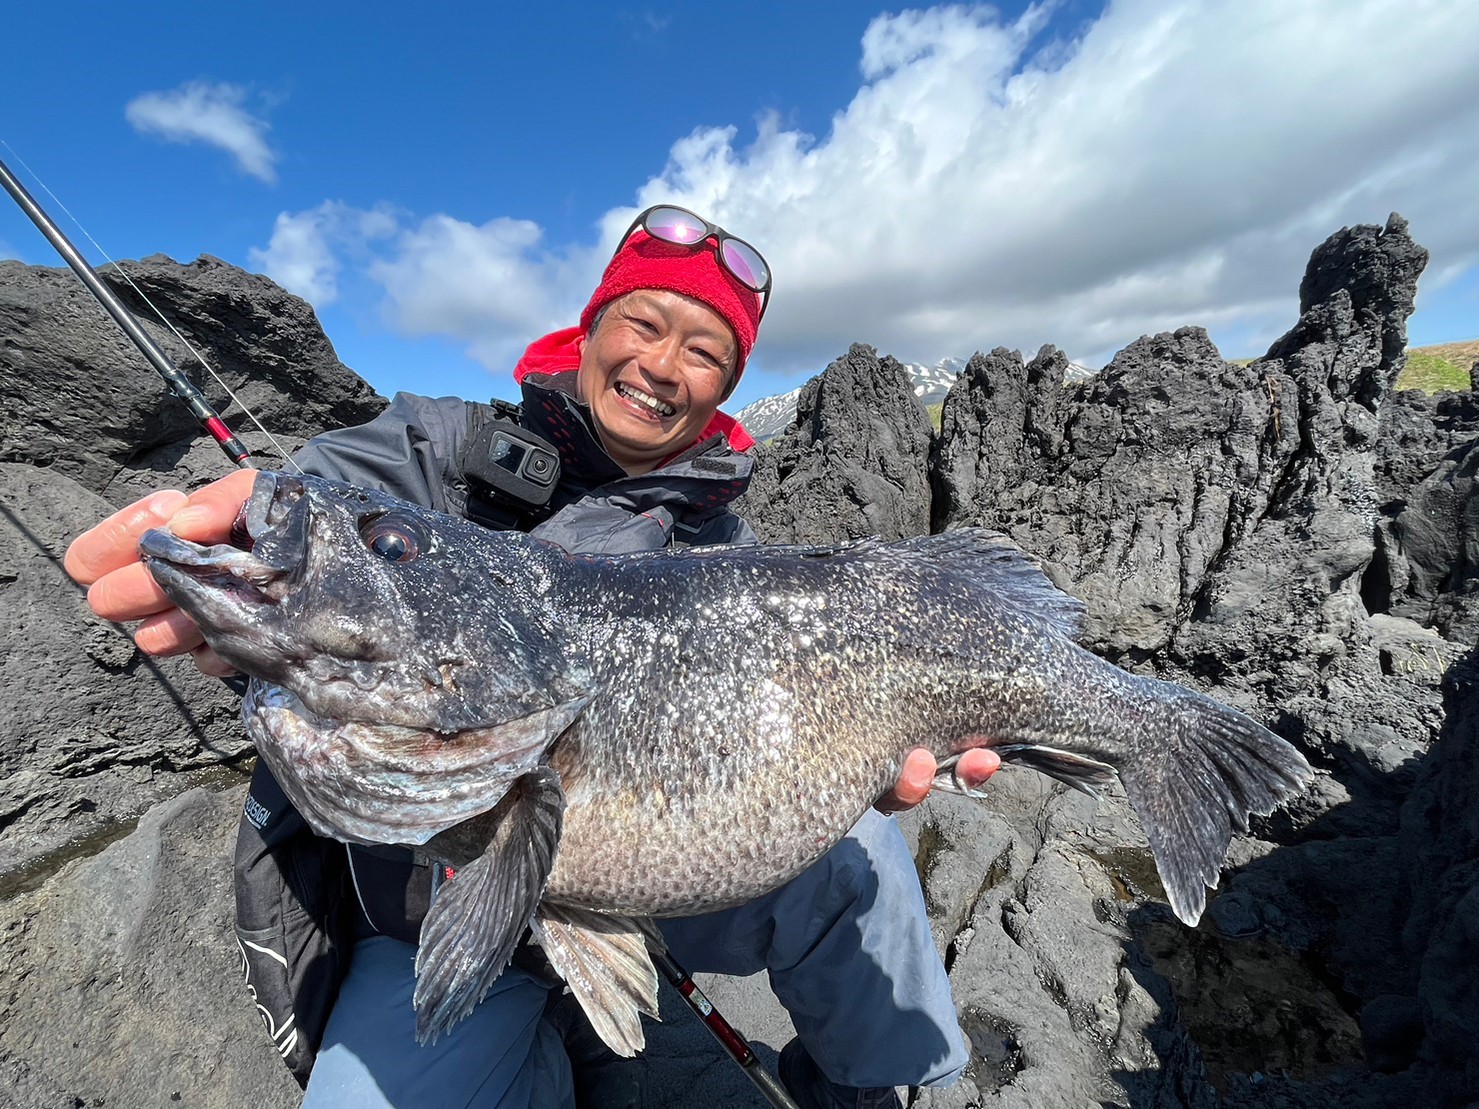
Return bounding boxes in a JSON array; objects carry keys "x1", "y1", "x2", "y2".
[{"x1": 460, "y1": 400, "x2": 561, "y2": 527}]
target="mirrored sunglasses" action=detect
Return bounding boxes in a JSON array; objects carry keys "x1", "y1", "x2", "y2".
[{"x1": 616, "y1": 204, "x2": 772, "y2": 322}]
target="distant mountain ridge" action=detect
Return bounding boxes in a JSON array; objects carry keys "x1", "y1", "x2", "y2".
[
  {"x1": 737, "y1": 351, "x2": 1095, "y2": 441},
  {"x1": 738, "y1": 335, "x2": 1479, "y2": 441}
]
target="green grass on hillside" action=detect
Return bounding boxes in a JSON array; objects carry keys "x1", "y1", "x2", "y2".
[
  {"x1": 1229, "y1": 340, "x2": 1474, "y2": 394},
  {"x1": 1397, "y1": 340, "x2": 1476, "y2": 393},
  {"x1": 1399, "y1": 351, "x2": 1469, "y2": 393}
]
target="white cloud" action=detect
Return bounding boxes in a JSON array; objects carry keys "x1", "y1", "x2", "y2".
[
  {"x1": 247, "y1": 200, "x2": 602, "y2": 366},
  {"x1": 368, "y1": 215, "x2": 600, "y2": 370},
  {"x1": 249, "y1": 202, "x2": 397, "y2": 304},
  {"x1": 126, "y1": 81, "x2": 278, "y2": 183},
  {"x1": 627, "y1": 0, "x2": 1479, "y2": 370},
  {"x1": 264, "y1": 0, "x2": 1479, "y2": 387}
]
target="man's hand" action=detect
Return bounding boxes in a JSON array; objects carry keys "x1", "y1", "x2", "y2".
[
  {"x1": 876, "y1": 747, "x2": 1001, "y2": 814},
  {"x1": 65, "y1": 469, "x2": 259, "y2": 677}
]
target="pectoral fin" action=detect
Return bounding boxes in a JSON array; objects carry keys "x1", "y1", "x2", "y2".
[
  {"x1": 412, "y1": 767, "x2": 565, "y2": 1044},
  {"x1": 531, "y1": 904, "x2": 662, "y2": 1057}
]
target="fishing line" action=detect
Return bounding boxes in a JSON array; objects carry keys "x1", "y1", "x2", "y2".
[
  {"x1": 5, "y1": 142, "x2": 807, "y2": 1108},
  {"x1": 0, "y1": 139, "x2": 302, "y2": 472}
]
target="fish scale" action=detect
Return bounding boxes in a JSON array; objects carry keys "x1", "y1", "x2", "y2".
[{"x1": 139, "y1": 469, "x2": 1312, "y2": 1058}]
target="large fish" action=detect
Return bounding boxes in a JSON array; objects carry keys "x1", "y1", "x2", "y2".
[{"x1": 138, "y1": 470, "x2": 1310, "y2": 1055}]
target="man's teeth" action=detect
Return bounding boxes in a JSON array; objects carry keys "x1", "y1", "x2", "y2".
[{"x1": 617, "y1": 383, "x2": 676, "y2": 417}]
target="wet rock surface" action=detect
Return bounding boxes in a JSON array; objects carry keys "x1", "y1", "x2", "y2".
[
  {"x1": 0, "y1": 788, "x2": 295, "y2": 1108},
  {"x1": 2, "y1": 218, "x2": 1477, "y2": 1106}
]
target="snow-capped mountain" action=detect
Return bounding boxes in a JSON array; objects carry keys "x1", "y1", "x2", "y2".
[
  {"x1": 735, "y1": 354, "x2": 1095, "y2": 442},
  {"x1": 732, "y1": 385, "x2": 806, "y2": 444},
  {"x1": 903, "y1": 356, "x2": 968, "y2": 408}
]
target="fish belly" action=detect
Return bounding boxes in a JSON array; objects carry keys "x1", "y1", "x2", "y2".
[{"x1": 539, "y1": 654, "x2": 984, "y2": 917}]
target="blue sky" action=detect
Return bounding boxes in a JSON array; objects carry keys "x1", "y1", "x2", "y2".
[{"x1": 2, "y1": 0, "x2": 1476, "y2": 417}]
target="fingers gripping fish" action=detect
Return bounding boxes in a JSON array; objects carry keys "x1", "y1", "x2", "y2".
[{"x1": 139, "y1": 471, "x2": 1312, "y2": 1057}]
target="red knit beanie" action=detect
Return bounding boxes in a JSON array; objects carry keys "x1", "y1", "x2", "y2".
[{"x1": 579, "y1": 229, "x2": 763, "y2": 382}]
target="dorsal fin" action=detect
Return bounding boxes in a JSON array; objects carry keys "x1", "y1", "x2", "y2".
[
  {"x1": 633, "y1": 528, "x2": 1083, "y2": 639},
  {"x1": 885, "y1": 528, "x2": 1085, "y2": 638}
]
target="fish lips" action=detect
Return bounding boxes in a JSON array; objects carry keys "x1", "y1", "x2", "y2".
[
  {"x1": 139, "y1": 528, "x2": 298, "y2": 651},
  {"x1": 138, "y1": 470, "x2": 309, "y2": 654}
]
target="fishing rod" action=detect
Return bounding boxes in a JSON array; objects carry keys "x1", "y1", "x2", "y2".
[
  {"x1": 0, "y1": 152, "x2": 252, "y2": 467},
  {"x1": 651, "y1": 947, "x2": 801, "y2": 1109},
  {"x1": 4, "y1": 151, "x2": 805, "y2": 1107}
]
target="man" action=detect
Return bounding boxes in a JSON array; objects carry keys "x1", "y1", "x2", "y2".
[{"x1": 66, "y1": 205, "x2": 1000, "y2": 1109}]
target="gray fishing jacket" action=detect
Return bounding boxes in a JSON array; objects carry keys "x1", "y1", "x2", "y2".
[
  {"x1": 232, "y1": 374, "x2": 757, "y2": 1082},
  {"x1": 295, "y1": 379, "x2": 758, "y2": 551}
]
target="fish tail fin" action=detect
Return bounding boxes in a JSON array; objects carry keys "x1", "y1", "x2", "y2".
[{"x1": 1119, "y1": 690, "x2": 1311, "y2": 926}]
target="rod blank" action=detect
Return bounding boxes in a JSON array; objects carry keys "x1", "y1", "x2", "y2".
[{"x1": 0, "y1": 155, "x2": 250, "y2": 466}]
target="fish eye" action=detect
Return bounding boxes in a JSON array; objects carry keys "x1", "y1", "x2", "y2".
[{"x1": 360, "y1": 513, "x2": 430, "y2": 564}]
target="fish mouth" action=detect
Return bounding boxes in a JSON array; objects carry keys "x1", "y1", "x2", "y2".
[
  {"x1": 140, "y1": 535, "x2": 291, "y2": 604},
  {"x1": 139, "y1": 470, "x2": 308, "y2": 627}
]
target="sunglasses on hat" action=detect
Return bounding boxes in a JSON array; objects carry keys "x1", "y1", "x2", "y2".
[{"x1": 615, "y1": 204, "x2": 772, "y2": 323}]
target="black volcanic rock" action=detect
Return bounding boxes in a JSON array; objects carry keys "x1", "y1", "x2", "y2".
[
  {"x1": 927, "y1": 216, "x2": 1436, "y2": 732},
  {"x1": 0, "y1": 255, "x2": 386, "y2": 884},
  {"x1": 930, "y1": 326, "x2": 1288, "y2": 660},
  {"x1": 929, "y1": 344, "x2": 1068, "y2": 536},
  {"x1": 0, "y1": 254, "x2": 384, "y2": 495},
  {"x1": 0, "y1": 461, "x2": 251, "y2": 883},
  {"x1": 1273, "y1": 215, "x2": 1427, "y2": 406},
  {"x1": 736, "y1": 343, "x2": 933, "y2": 543},
  {"x1": 1373, "y1": 386, "x2": 1479, "y2": 643},
  {"x1": 1399, "y1": 646, "x2": 1479, "y2": 1094}
]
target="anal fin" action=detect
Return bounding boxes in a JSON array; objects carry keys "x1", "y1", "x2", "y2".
[
  {"x1": 412, "y1": 767, "x2": 565, "y2": 1044},
  {"x1": 930, "y1": 752, "x2": 993, "y2": 799},
  {"x1": 531, "y1": 904, "x2": 662, "y2": 1058},
  {"x1": 992, "y1": 743, "x2": 1119, "y2": 796}
]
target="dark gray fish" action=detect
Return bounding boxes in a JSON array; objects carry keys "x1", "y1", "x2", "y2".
[{"x1": 138, "y1": 471, "x2": 1311, "y2": 1056}]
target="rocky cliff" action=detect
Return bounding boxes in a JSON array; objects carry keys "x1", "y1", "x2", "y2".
[
  {"x1": 0, "y1": 255, "x2": 384, "y2": 889},
  {"x1": 1, "y1": 218, "x2": 1475, "y2": 1107},
  {"x1": 738, "y1": 214, "x2": 1479, "y2": 1107}
]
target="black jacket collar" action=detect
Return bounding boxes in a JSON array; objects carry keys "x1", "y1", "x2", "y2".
[{"x1": 518, "y1": 373, "x2": 753, "y2": 518}]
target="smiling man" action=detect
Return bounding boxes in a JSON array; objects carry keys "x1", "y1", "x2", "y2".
[
  {"x1": 67, "y1": 204, "x2": 999, "y2": 1109},
  {"x1": 576, "y1": 289, "x2": 738, "y2": 473}
]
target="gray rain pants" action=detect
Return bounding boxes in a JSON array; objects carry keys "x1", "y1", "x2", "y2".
[{"x1": 301, "y1": 809, "x2": 966, "y2": 1107}]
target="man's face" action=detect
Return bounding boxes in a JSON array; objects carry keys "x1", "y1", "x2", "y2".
[{"x1": 576, "y1": 289, "x2": 738, "y2": 475}]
